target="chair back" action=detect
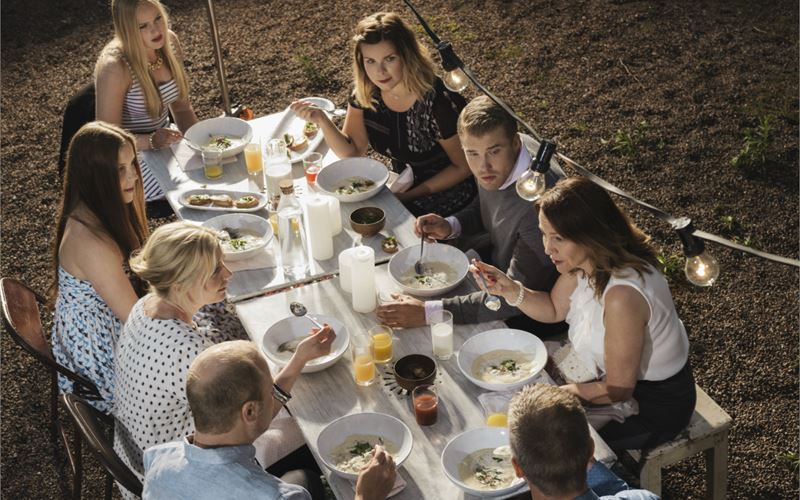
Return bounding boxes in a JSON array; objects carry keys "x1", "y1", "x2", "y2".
[
  {"x1": 60, "y1": 393, "x2": 143, "y2": 497},
  {"x1": 0, "y1": 277, "x2": 100, "y2": 399}
]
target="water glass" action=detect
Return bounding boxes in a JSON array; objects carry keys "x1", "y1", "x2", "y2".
[
  {"x1": 351, "y1": 335, "x2": 376, "y2": 386},
  {"x1": 201, "y1": 149, "x2": 223, "y2": 180},
  {"x1": 412, "y1": 385, "x2": 438, "y2": 426},
  {"x1": 429, "y1": 309, "x2": 454, "y2": 360},
  {"x1": 369, "y1": 325, "x2": 394, "y2": 364},
  {"x1": 303, "y1": 152, "x2": 323, "y2": 186}
]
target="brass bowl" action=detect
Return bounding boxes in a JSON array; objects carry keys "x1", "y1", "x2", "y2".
[
  {"x1": 349, "y1": 206, "x2": 386, "y2": 237},
  {"x1": 393, "y1": 354, "x2": 436, "y2": 392}
]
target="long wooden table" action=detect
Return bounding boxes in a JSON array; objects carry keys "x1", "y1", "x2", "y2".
[{"x1": 235, "y1": 264, "x2": 617, "y2": 499}]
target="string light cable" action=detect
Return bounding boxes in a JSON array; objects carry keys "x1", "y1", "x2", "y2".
[{"x1": 401, "y1": 0, "x2": 800, "y2": 285}]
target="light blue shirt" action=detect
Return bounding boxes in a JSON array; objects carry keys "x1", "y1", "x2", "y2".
[
  {"x1": 143, "y1": 437, "x2": 311, "y2": 500},
  {"x1": 580, "y1": 462, "x2": 660, "y2": 500}
]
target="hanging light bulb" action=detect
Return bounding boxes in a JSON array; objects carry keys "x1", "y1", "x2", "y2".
[
  {"x1": 436, "y1": 41, "x2": 470, "y2": 92},
  {"x1": 443, "y1": 67, "x2": 469, "y2": 92},
  {"x1": 674, "y1": 217, "x2": 721, "y2": 286},
  {"x1": 516, "y1": 140, "x2": 556, "y2": 201}
]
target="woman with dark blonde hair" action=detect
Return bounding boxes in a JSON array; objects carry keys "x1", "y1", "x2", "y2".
[
  {"x1": 475, "y1": 177, "x2": 695, "y2": 451},
  {"x1": 291, "y1": 12, "x2": 476, "y2": 216},
  {"x1": 50, "y1": 121, "x2": 149, "y2": 413},
  {"x1": 95, "y1": 0, "x2": 198, "y2": 203}
]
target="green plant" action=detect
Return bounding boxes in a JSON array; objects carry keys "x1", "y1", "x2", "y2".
[
  {"x1": 720, "y1": 215, "x2": 736, "y2": 232},
  {"x1": 779, "y1": 451, "x2": 799, "y2": 474},
  {"x1": 731, "y1": 115, "x2": 774, "y2": 168},
  {"x1": 296, "y1": 54, "x2": 325, "y2": 88},
  {"x1": 602, "y1": 120, "x2": 648, "y2": 157},
  {"x1": 657, "y1": 253, "x2": 683, "y2": 281}
]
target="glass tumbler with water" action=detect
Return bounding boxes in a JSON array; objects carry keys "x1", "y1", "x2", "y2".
[
  {"x1": 265, "y1": 139, "x2": 293, "y2": 210},
  {"x1": 277, "y1": 180, "x2": 309, "y2": 279}
]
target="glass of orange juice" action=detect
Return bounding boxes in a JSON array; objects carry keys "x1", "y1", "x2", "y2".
[
  {"x1": 369, "y1": 325, "x2": 393, "y2": 364},
  {"x1": 244, "y1": 139, "x2": 265, "y2": 191},
  {"x1": 201, "y1": 149, "x2": 223, "y2": 180},
  {"x1": 352, "y1": 335, "x2": 376, "y2": 386},
  {"x1": 478, "y1": 392, "x2": 512, "y2": 427}
]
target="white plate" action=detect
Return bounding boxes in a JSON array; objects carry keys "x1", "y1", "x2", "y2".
[
  {"x1": 202, "y1": 213, "x2": 273, "y2": 262},
  {"x1": 261, "y1": 315, "x2": 350, "y2": 373},
  {"x1": 387, "y1": 243, "x2": 469, "y2": 298},
  {"x1": 457, "y1": 329, "x2": 547, "y2": 391},
  {"x1": 184, "y1": 117, "x2": 253, "y2": 159},
  {"x1": 270, "y1": 97, "x2": 333, "y2": 163},
  {"x1": 441, "y1": 427, "x2": 527, "y2": 497},
  {"x1": 178, "y1": 189, "x2": 268, "y2": 213},
  {"x1": 316, "y1": 157, "x2": 390, "y2": 203},
  {"x1": 317, "y1": 412, "x2": 413, "y2": 480}
]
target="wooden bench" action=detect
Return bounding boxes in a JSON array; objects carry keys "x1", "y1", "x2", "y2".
[{"x1": 628, "y1": 385, "x2": 732, "y2": 499}]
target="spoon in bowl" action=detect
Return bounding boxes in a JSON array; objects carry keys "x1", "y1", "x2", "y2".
[
  {"x1": 278, "y1": 302, "x2": 325, "y2": 353},
  {"x1": 473, "y1": 259, "x2": 502, "y2": 311},
  {"x1": 414, "y1": 222, "x2": 426, "y2": 275}
]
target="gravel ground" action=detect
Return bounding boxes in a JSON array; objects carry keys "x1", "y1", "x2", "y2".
[{"x1": 2, "y1": 1, "x2": 798, "y2": 498}]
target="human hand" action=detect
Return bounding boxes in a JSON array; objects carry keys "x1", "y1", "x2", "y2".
[
  {"x1": 470, "y1": 259, "x2": 516, "y2": 301},
  {"x1": 414, "y1": 214, "x2": 451, "y2": 241},
  {"x1": 289, "y1": 100, "x2": 328, "y2": 125},
  {"x1": 150, "y1": 127, "x2": 183, "y2": 149},
  {"x1": 376, "y1": 294, "x2": 426, "y2": 328},
  {"x1": 355, "y1": 445, "x2": 397, "y2": 500},
  {"x1": 292, "y1": 324, "x2": 335, "y2": 364}
]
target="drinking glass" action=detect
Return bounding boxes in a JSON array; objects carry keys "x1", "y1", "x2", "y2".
[
  {"x1": 429, "y1": 309, "x2": 454, "y2": 360},
  {"x1": 478, "y1": 392, "x2": 513, "y2": 427},
  {"x1": 201, "y1": 149, "x2": 223, "y2": 180},
  {"x1": 412, "y1": 385, "x2": 438, "y2": 426},
  {"x1": 303, "y1": 152, "x2": 323, "y2": 186},
  {"x1": 244, "y1": 139, "x2": 265, "y2": 191},
  {"x1": 369, "y1": 325, "x2": 394, "y2": 364},
  {"x1": 351, "y1": 335, "x2": 376, "y2": 386}
]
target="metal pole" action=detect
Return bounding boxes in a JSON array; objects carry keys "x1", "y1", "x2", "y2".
[{"x1": 204, "y1": 0, "x2": 232, "y2": 116}]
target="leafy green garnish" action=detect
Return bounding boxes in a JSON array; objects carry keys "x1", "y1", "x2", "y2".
[{"x1": 349, "y1": 441, "x2": 372, "y2": 456}]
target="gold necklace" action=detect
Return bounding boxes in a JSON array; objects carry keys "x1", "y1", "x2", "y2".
[{"x1": 148, "y1": 55, "x2": 163, "y2": 72}]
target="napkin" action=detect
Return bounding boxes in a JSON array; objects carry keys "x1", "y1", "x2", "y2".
[
  {"x1": 387, "y1": 165, "x2": 413, "y2": 193},
  {"x1": 253, "y1": 408, "x2": 305, "y2": 467},
  {"x1": 224, "y1": 247, "x2": 277, "y2": 272},
  {"x1": 585, "y1": 399, "x2": 640, "y2": 429},
  {"x1": 171, "y1": 141, "x2": 238, "y2": 172},
  {"x1": 348, "y1": 471, "x2": 407, "y2": 498}
]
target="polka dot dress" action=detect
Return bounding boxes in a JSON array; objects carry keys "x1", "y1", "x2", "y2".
[{"x1": 112, "y1": 295, "x2": 246, "y2": 498}]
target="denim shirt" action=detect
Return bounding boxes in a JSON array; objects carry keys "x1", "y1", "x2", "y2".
[
  {"x1": 578, "y1": 462, "x2": 660, "y2": 500},
  {"x1": 143, "y1": 437, "x2": 311, "y2": 500}
]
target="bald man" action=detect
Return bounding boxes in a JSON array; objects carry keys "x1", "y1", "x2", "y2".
[{"x1": 143, "y1": 341, "x2": 396, "y2": 500}]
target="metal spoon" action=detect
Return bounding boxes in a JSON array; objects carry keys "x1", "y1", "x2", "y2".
[
  {"x1": 414, "y1": 222, "x2": 426, "y2": 275},
  {"x1": 182, "y1": 136, "x2": 203, "y2": 151},
  {"x1": 277, "y1": 302, "x2": 325, "y2": 354},
  {"x1": 474, "y1": 260, "x2": 502, "y2": 311}
]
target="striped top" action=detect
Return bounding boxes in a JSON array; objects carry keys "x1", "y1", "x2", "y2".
[{"x1": 121, "y1": 78, "x2": 179, "y2": 133}]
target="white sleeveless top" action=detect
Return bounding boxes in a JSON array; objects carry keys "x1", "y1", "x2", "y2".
[{"x1": 565, "y1": 264, "x2": 689, "y2": 381}]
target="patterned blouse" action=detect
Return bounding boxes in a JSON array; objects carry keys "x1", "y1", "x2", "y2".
[{"x1": 349, "y1": 78, "x2": 476, "y2": 216}]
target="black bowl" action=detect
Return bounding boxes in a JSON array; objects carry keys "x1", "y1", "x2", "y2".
[{"x1": 393, "y1": 354, "x2": 437, "y2": 391}]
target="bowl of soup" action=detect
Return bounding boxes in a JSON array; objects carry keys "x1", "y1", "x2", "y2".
[
  {"x1": 441, "y1": 427, "x2": 527, "y2": 497},
  {"x1": 184, "y1": 117, "x2": 253, "y2": 159},
  {"x1": 387, "y1": 243, "x2": 469, "y2": 298},
  {"x1": 316, "y1": 157, "x2": 389, "y2": 203},
  {"x1": 317, "y1": 412, "x2": 413, "y2": 480},
  {"x1": 349, "y1": 206, "x2": 386, "y2": 237},
  {"x1": 202, "y1": 213, "x2": 272, "y2": 262},
  {"x1": 457, "y1": 328, "x2": 547, "y2": 391}
]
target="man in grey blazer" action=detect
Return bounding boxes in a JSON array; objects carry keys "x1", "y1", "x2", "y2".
[{"x1": 377, "y1": 96, "x2": 565, "y2": 335}]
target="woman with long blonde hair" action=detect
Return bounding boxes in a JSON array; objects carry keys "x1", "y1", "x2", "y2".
[
  {"x1": 50, "y1": 121, "x2": 149, "y2": 413},
  {"x1": 291, "y1": 12, "x2": 476, "y2": 217},
  {"x1": 95, "y1": 0, "x2": 198, "y2": 203}
]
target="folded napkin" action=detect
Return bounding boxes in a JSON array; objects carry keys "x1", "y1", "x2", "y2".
[
  {"x1": 586, "y1": 399, "x2": 640, "y2": 430},
  {"x1": 349, "y1": 471, "x2": 407, "y2": 498},
  {"x1": 253, "y1": 408, "x2": 305, "y2": 468},
  {"x1": 224, "y1": 247, "x2": 277, "y2": 272},
  {"x1": 171, "y1": 141, "x2": 238, "y2": 172},
  {"x1": 387, "y1": 165, "x2": 414, "y2": 193}
]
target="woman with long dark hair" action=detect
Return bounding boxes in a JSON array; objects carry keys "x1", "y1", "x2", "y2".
[
  {"x1": 476, "y1": 177, "x2": 695, "y2": 450},
  {"x1": 291, "y1": 12, "x2": 475, "y2": 216},
  {"x1": 50, "y1": 121, "x2": 149, "y2": 413}
]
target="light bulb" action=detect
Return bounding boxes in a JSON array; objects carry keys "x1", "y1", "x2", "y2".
[
  {"x1": 516, "y1": 170, "x2": 547, "y2": 201},
  {"x1": 443, "y1": 68, "x2": 469, "y2": 92},
  {"x1": 684, "y1": 251, "x2": 720, "y2": 286}
]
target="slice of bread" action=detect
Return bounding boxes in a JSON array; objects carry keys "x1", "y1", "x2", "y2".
[{"x1": 210, "y1": 194, "x2": 233, "y2": 207}]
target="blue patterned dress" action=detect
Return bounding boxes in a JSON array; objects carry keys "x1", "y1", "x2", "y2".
[{"x1": 51, "y1": 266, "x2": 122, "y2": 413}]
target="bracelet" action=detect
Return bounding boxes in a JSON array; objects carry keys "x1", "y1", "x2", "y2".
[
  {"x1": 507, "y1": 280, "x2": 525, "y2": 308},
  {"x1": 272, "y1": 383, "x2": 292, "y2": 405},
  {"x1": 148, "y1": 131, "x2": 158, "y2": 150}
]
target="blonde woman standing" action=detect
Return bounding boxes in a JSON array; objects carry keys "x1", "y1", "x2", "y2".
[
  {"x1": 95, "y1": 0, "x2": 198, "y2": 202},
  {"x1": 292, "y1": 12, "x2": 475, "y2": 217}
]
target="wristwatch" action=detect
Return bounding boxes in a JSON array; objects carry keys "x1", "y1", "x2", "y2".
[{"x1": 272, "y1": 383, "x2": 292, "y2": 405}]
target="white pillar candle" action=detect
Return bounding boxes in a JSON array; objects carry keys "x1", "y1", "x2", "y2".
[
  {"x1": 327, "y1": 196, "x2": 342, "y2": 235},
  {"x1": 338, "y1": 247, "x2": 358, "y2": 293},
  {"x1": 305, "y1": 196, "x2": 333, "y2": 261},
  {"x1": 351, "y1": 246, "x2": 376, "y2": 313}
]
